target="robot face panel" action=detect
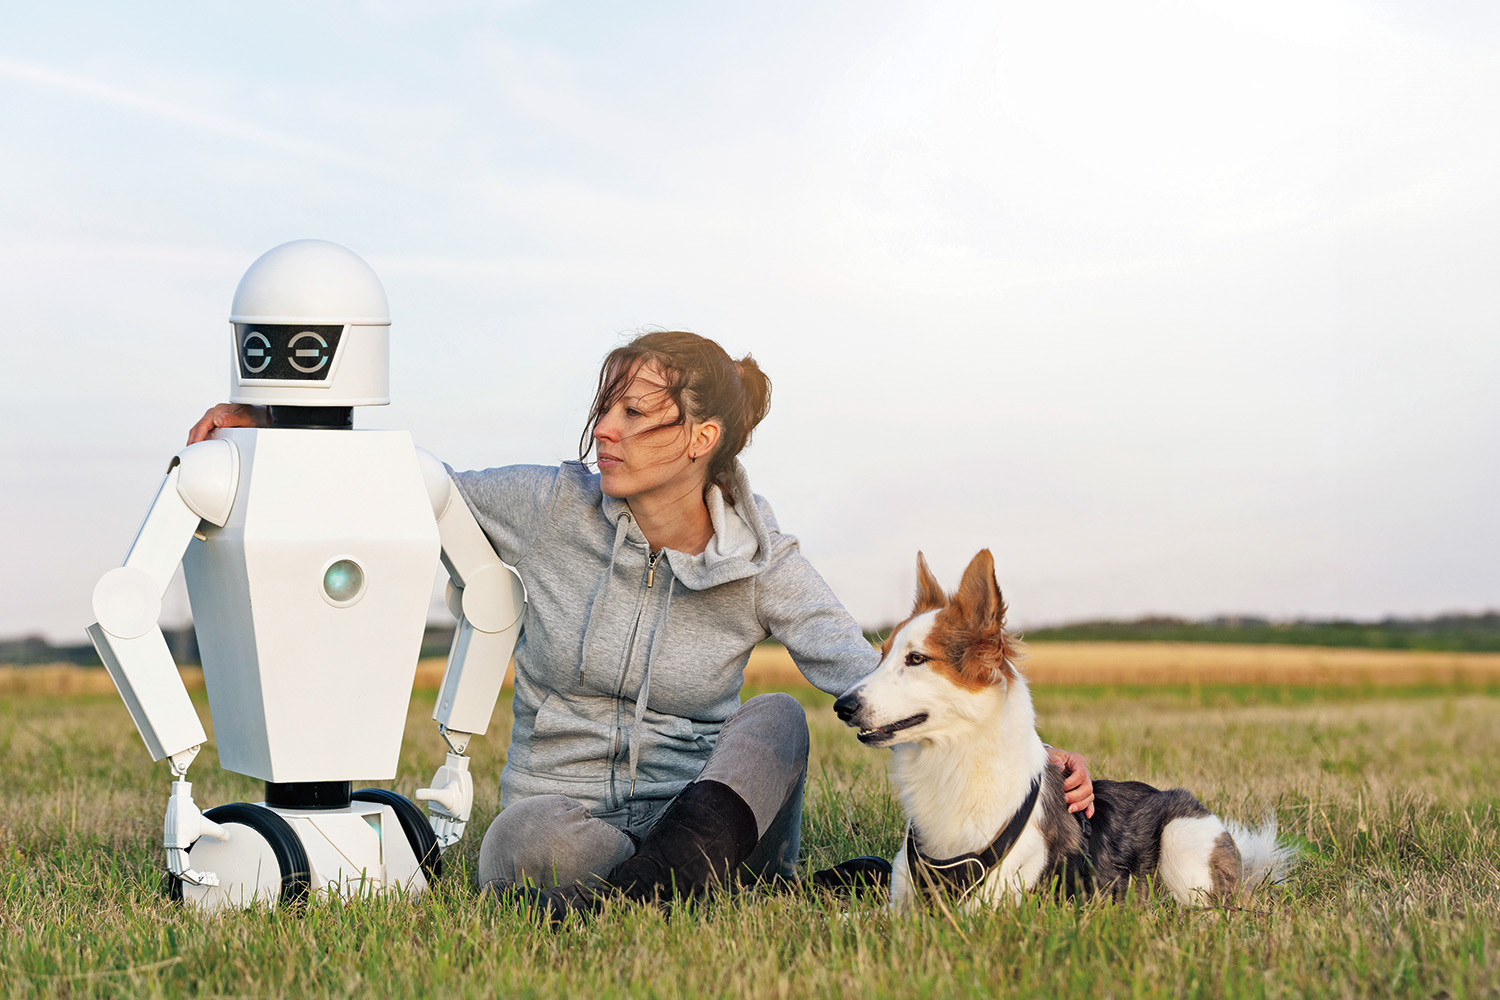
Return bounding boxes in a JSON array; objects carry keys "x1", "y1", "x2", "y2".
[{"x1": 235, "y1": 324, "x2": 346, "y2": 383}]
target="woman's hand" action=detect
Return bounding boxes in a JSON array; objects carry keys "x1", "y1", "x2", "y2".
[
  {"x1": 187, "y1": 403, "x2": 265, "y2": 445},
  {"x1": 1046, "y1": 746, "x2": 1095, "y2": 818}
]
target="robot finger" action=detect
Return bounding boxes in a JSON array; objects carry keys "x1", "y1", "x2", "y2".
[
  {"x1": 415, "y1": 785, "x2": 459, "y2": 814},
  {"x1": 427, "y1": 814, "x2": 466, "y2": 850},
  {"x1": 166, "y1": 849, "x2": 221, "y2": 888},
  {"x1": 198, "y1": 816, "x2": 230, "y2": 842}
]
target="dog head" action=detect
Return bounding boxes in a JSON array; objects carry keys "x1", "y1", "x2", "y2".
[{"x1": 833, "y1": 549, "x2": 1022, "y2": 747}]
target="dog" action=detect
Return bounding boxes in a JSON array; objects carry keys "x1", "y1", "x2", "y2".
[{"x1": 833, "y1": 550, "x2": 1296, "y2": 911}]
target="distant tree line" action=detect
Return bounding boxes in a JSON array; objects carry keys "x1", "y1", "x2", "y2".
[
  {"x1": 1, "y1": 625, "x2": 461, "y2": 668},
  {"x1": 1020, "y1": 613, "x2": 1500, "y2": 653},
  {"x1": 8, "y1": 613, "x2": 1500, "y2": 667}
]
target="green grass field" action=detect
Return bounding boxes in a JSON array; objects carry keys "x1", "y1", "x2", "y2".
[{"x1": 3, "y1": 680, "x2": 1497, "y2": 999}]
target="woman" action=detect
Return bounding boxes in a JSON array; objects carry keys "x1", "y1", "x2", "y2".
[{"x1": 190, "y1": 330, "x2": 1094, "y2": 918}]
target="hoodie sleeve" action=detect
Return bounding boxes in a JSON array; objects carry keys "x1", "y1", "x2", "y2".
[
  {"x1": 448, "y1": 464, "x2": 562, "y2": 566},
  {"x1": 757, "y1": 541, "x2": 881, "y2": 696}
]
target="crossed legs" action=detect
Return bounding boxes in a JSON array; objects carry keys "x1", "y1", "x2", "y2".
[{"x1": 477, "y1": 692, "x2": 810, "y2": 892}]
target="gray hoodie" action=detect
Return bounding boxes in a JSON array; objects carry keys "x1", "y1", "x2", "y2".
[{"x1": 452, "y1": 460, "x2": 879, "y2": 814}]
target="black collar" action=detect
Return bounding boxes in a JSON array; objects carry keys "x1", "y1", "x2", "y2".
[{"x1": 906, "y1": 776, "x2": 1041, "y2": 902}]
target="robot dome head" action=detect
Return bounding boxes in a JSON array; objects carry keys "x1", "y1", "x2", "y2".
[{"x1": 228, "y1": 239, "x2": 391, "y2": 407}]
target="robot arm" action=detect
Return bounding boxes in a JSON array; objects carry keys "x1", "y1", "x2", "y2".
[
  {"x1": 413, "y1": 449, "x2": 525, "y2": 849},
  {"x1": 86, "y1": 439, "x2": 240, "y2": 885}
]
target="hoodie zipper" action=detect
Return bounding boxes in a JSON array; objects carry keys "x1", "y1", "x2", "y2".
[{"x1": 608, "y1": 546, "x2": 665, "y2": 806}]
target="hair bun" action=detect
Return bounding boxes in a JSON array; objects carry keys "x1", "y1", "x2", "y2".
[{"x1": 733, "y1": 354, "x2": 771, "y2": 430}]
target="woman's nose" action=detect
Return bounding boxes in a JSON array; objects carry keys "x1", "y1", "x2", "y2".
[{"x1": 593, "y1": 413, "x2": 620, "y2": 442}]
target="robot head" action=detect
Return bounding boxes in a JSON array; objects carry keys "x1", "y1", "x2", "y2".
[{"x1": 229, "y1": 240, "x2": 391, "y2": 406}]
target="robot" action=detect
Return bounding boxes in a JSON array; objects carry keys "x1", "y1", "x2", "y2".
[{"x1": 87, "y1": 240, "x2": 524, "y2": 912}]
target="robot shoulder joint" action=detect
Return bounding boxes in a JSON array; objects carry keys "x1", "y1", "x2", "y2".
[
  {"x1": 415, "y1": 447, "x2": 454, "y2": 518},
  {"x1": 172, "y1": 439, "x2": 240, "y2": 527}
]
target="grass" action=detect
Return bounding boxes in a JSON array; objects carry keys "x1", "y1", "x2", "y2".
[{"x1": 2, "y1": 673, "x2": 1498, "y2": 999}]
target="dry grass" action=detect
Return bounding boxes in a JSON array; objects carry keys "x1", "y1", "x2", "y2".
[
  {"x1": 1018, "y1": 641, "x2": 1500, "y2": 686},
  {"x1": 0, "y1": 665, "x2": 204, "y2": 698},
  {"x1": 3, "y1": 681, "x2": 1498, "y2": 999},
  {"x1": 745, "y1": 641, "x2": 1500, "y2": 689},
  {"x1": 10, "y1": 640, "x2": 1500, "y2": 700}
]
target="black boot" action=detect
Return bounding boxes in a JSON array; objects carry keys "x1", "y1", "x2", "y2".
[{"x1": 518, "y1": 780, "x2": 759, "y2": 925}]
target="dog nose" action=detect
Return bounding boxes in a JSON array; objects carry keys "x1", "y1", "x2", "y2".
[{"x1": 833, "y1": 691, "x2": 862, "y2": 723}]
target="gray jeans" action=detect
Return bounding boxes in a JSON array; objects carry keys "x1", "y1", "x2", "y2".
[{"x1": 477, "y1": 692, "x2": 810, "y2": 889}]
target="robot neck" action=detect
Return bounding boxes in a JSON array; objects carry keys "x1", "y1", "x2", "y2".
[{"x1": 267, "y1": 406, "x2": 354, "y2": 430}]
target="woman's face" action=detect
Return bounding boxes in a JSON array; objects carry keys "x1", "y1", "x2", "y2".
[{"x1": 592, "y1": 362, "x2": 711, "y2": 502}]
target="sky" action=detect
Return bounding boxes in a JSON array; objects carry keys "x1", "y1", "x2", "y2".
[{"x1": 2, "y1": 0, "x2": 1497, "y2": 644}]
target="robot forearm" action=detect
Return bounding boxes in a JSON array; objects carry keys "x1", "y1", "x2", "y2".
[
  {"x1": 417, "y1": 448, "x2": 526, "y2": 740},
  {"x1": 88, "y1": 441, "x2": 238, "y2": 770},
  {"x1": 89, "y1": 472, "x2": 204, "y2": 768},
  {"x1": 414, "y1": 449, "x2": 526, "y2": 850}
]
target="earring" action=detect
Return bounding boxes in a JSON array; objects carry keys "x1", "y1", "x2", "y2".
[{"x1": 689, "y1": 454, "x2": 697, "y2": 463}]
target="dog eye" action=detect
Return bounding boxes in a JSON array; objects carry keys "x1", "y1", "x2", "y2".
[{"x1": 904, "y1": 651, "x2": 928, "y2": 666}]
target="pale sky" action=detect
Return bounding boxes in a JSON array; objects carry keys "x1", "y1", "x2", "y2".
[{"x1": 3, "y1": 0, "x2": 1497, "y2": 644}]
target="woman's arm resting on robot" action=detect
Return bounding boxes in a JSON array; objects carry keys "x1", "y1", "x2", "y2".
[{"x1": 187, "y1": 403, "x2": 264, "y2": 445}]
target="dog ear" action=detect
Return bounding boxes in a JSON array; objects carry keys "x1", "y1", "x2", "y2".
[
  {"x1": 952, "y1": 550, "x2": 1020, "y2": 685},
  {"x1": 913, "y1": 551, "x2": 949, "y2": 614},
  {"x1": 953, "y1": 549, "x2": 1003, "y2": 631}
]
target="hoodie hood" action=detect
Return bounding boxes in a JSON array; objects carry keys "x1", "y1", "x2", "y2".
[{"x1": 599, "y1": 460, "x2": 776, "y2": 591}]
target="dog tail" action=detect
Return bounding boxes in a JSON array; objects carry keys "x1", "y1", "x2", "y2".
[{"x1": 1225, "y1": 816, "x2": 1299, "y2": 890}]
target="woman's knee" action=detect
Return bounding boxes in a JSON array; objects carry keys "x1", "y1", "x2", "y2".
[
  {"x1": 476, "y1": 794, "x2": 633, "y2": 890},
  {"x1": 739, "y1": 692, "x2": 810, "y2": 764}
]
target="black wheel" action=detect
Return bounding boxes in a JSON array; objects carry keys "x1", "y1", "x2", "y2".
[
  {"x1": 352, "y1": 788, "x2": 443, "y2": 882},
  {"x1": 191, "y1": 802, "x2": 311, "y2": 910}
]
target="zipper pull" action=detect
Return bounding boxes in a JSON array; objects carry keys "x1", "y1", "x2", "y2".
[{"x1": 646, "y1": 550, "x2": 660, "y2": 588}]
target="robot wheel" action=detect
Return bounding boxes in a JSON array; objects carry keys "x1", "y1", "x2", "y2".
[
  {"x1": 351, "y1": 788, "x2": 443, "y2": 883},
  {"x1": 168, "y1": 802, "x2": 312, "y2": 911}
]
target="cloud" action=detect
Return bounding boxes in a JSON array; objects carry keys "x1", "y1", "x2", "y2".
[{"x1": 0, "y1": 55, "x2": 393, "y2": 179}]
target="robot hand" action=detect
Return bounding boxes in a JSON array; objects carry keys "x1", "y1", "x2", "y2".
[
  {"x1": 416, "y1": 752, "x2": 473, "y2": 851},
  {"x1": 164, "y1": 780, "x2": 228, "y2": 887}
]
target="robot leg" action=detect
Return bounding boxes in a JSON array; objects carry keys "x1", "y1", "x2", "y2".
[
  {"x1": 171, "y1": 791, "x2": 436, "y2": 913},
  {"x1": 351, "y1": 788, "x2": 442, "y2": 882},
  {"x1": 171, "y1": 803, "x2": 311, "y2": 912}
]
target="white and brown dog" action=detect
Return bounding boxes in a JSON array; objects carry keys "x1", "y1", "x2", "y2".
[{"x1": 834, "y1": 550, "x2": 1296, "y2": 911}]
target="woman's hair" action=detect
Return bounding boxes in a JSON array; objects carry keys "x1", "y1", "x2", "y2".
[{"x1": 578, "y1": 330, "x2": 772, "y2": 504}]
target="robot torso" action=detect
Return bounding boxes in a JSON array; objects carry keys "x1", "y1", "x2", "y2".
[{"x1": 182, "y1": 427, "x2": 440, "y2": 782}]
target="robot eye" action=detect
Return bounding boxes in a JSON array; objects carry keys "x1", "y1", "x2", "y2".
[
  {"x1": 322, "y1": 559, "x2": 366, "y2": 606},
  {"x1": 236, "y1": 324, "x2": 344, "y2": 381}
]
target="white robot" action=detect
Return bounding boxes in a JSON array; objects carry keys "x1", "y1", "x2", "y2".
[{"x1": 87, "y1": 240, "x2": 524, "y2": 912}]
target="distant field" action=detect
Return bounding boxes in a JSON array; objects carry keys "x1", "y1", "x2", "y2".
[
  {"x1": 9, "y1": 640, "x2": 1500, "y2": 699},
  {"x1": 750, "y1": 640, "x2": 1500, "y2": 689}
]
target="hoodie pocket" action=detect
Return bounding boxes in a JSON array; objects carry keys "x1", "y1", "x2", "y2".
[
  {"x1": 530, "y1": 693, "x2": 618, "y2": 779},
  {"x1": 625, "y1": 712, "x2": 716, "y2": 787}
]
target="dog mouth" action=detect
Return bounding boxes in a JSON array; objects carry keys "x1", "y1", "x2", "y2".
[{"x1": 856, "y1": 712, "x2": 929, "y2": 745}]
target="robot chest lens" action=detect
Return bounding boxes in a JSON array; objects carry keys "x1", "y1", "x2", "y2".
[{"x1": 321, "y1": 558, "x2": 366, "y2": 607}]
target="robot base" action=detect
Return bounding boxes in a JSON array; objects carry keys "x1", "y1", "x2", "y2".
[{"x1": 173, "y1": 789, "x2": 441, "y2": 913}]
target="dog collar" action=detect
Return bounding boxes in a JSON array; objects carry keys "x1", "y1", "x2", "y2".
[{"x1": 906, "y1": 776, "x2": 1042, "y2": 903}]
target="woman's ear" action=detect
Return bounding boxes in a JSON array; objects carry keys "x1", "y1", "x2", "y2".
[{"x1": 690, "y1": 419, "x2": 722, "y2": 462}]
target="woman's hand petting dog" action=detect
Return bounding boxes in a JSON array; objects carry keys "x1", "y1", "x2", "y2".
[{"x1": 1047, "y1": 747, "x2": 1096, "y2": 818}]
